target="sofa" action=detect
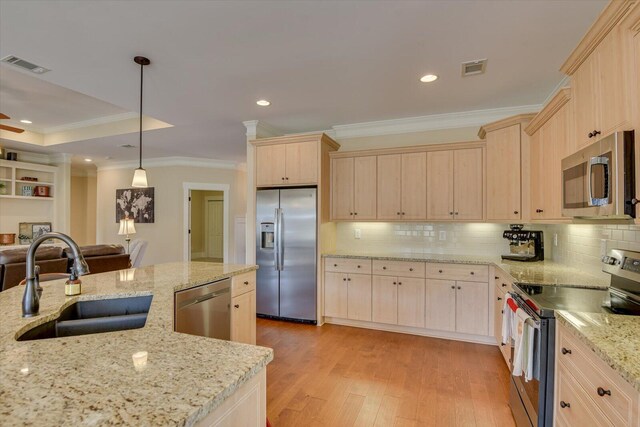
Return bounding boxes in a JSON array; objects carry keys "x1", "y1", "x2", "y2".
[
  {"x1": 0, "y1": 247, "x2": 68, "y2": 292},
  {"x1": 64, "y1": 244, "x2": 131, "y2": 275}
]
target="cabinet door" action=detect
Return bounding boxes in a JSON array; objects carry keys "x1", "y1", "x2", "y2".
[
  {"x1": 425, "y1": 279, "x2": 456, "y2": 332},
  {"x1": 455, "y1": 281, "x2": 488, "y2": 336},
  {"x1": 486, "y1": 124, "x2": 521, "y2": 220},
  {"x1": 353, "y1": 156, "x2": 377, "y2": 220},
  {"x1": 231, "y1": 290, "x2": 256, "y2": 345},
  {"x1": 347, "y1": 273, "x2": 372, "y2": 321},
  {"x1": 285, "y1": 141, "x2": 318, "y2": 184},
  {"x1": 331, "y1": 158, "x2": 354, "y2": 220},
  {"x1": 256, "y1": 144, "x2": 286, "y2": 186},
  {"x1": 397, "y1": 277, "x2": 425, "y2": 328},
  {"x1": 598, "y1": 25, "x2": 632, "y2": 136},
  {"x1": 493, "y1": 286, "x2": 505, "y2": 344},
  {"x1": 453, "y1": 148, "x2": 484, "y2": 221},
  {"x1": 377, "y1": 154, "x2": 402, "y2": 220},
  {"x1": 529, "y1": 130, "x2": 545, "y2": 218},
  {"x1": 401, "y1": 152, "x2": 427, "y2": 220},
  {"x1": 426, "y1": 150, "x2": 454, "y2": 220},
  {"x1": 324, "y1": 272, "x2": 348, "y2": 318},
  {"x1": 572, "y1": 53, "x2": 599, "y2": 149},
  {"x1": 543, "y1": 105, "x2": 570, "y2": 220},
  {"x1": 372, "y1": 275, "x2": 398, "y2": 325}
]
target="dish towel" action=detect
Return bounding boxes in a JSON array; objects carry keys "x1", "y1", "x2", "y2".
[
  {"x1": 502, "y1": 294, "x2": 515, "y2": 345},
  {"x1": 512, "y1": 308, "x2": 531, "y2": 378},
  {"x1": 523, "y1": 319, "x2": 536, "y2": 382}
]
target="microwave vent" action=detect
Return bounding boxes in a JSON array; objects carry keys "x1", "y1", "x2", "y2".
[
  {"x1": 461, "y1": 59, "x2": 487, "y2": 77},
  {"x1": 1, "y1": 55, "x2": 50, "y2": 74}
]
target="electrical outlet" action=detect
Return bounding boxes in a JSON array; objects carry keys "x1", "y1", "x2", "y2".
[
  {"x1": 439, "y1": 231, "x2": 446, "y2": 241},
  {"x1": 553, "y1": 233, "x2": 558, "y2": 247},
  {"x1": 354, "y1": 229, "x2": 361, "y2": 239}
]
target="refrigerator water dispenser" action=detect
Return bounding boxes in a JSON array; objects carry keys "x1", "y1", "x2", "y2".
[{"x1": 261, "y1": 223, "x2": 274, "y2": 249}]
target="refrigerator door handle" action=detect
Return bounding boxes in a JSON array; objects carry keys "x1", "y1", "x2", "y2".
[
  {"x1": 273, "y1": 208, "x2": 280, "y2": 271},
  {"x1": 276, "y1": 208, "x2": 284, "y2": 271}
]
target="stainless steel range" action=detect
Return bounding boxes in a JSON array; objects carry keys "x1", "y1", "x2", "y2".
[{"x1": 508, "y1": 249, "x2": 640, "y2": 427}]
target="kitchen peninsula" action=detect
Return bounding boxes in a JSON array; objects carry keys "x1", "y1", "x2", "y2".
[{"x1": 0, "y1": 262, "x2": 272, "y2": 426}]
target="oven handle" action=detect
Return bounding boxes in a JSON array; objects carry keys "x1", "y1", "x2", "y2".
[{"x1": 588, "y1": 156, "x2": 609, "y2": 207}]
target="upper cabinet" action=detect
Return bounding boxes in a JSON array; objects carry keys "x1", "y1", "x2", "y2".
[
  {"x1": 561, "y1": 2, "x2": 637, "y2": 149},
  {"x1": 254, "y1": 134, "x2": 339, "y2": 187},
  {"x1": 376, "y1": 153, "x2": 427, "y2": 220},
  {"x1": 479, "y1": 114, "x2": 535, "y2": 222},
  {"x1": 331, "y1": 156, "x2": 377, "y2": 220},
  {"x1": 426, "y1": 148, "x2": 484, "y2": 221},
  {"x1": 525, "y1": 88, "x2": 573, "y2": 221}
]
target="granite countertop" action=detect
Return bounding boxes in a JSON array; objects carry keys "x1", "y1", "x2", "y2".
[
  {"x1": 322, "y1": 252, "x2": 609, "y2": 288},
  {"x1": 0, "y1": 262, "x2": 272, "y2": 426},
  {"x1": 557, "y1": 311, "x2": 640, "y2": 393}
]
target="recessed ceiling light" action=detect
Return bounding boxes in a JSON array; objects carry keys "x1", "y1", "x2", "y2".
[
  {"x1": 256, "y1": 99, "x2": 271, "y2": 106},
  {"x1": 20, "y1": 119, "x2": 32, "y2": 124},
  {"x1": 84, "y1": 158, "x2": 92, "y2": 162},
  {"x1": 420, "y1": 74, "x2": 438, "y2": 83}
]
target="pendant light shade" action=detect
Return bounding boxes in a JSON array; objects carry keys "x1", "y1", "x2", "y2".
[{"x1": 132, "y1": 56, "x2": 150, "y2": 188}]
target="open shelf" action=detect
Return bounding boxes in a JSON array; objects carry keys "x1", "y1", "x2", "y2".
[
  {"x1": 0, "y1": 195, "x2": 55, "y2": 200},
  {"x1": 15, "y1": 179, "x2": 55, "y2": 186}
]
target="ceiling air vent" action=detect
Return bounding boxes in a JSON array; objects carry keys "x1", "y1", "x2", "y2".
[
  {"x1": 1, "y1": 55, "x2": 50, "y2": 74},
  {"x1": 461, "y1": 59, "x2": 487, "y2": 77}
]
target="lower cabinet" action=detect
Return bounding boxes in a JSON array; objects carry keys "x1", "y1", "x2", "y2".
[
  {"x1": 230, "y1": 271, "x2": 257, "y2": 345},
  {"x1": 493, "y1": 284, "x2": 510, "y2": 366},
  {"x1": 324, "y1": 271, "x2": 371, "y2": 321},
  {"x1": 372, "y1": 275, "x2": 425, "y2": 327},
  {"x1": 425, "y1": 279, "x2": 488, "y2": 335}
]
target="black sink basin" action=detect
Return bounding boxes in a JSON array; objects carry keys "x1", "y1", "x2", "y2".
[{"x1": 17, "y1": 295, "x2": 153, "y2": 341}]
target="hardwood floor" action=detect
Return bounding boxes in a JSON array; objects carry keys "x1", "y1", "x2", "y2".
[{"x1": 257, "y1": 318, "x2": 515, "y2": 427}]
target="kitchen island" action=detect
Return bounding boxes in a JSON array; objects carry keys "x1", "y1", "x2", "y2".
[{"x1": 0, "y1": 262, "x2": 272, "y2": 426}]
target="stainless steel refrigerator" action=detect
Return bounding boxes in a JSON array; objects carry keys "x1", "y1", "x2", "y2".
[{"x1": 256, "y1": 188, "x2": 317, "y2": 323}]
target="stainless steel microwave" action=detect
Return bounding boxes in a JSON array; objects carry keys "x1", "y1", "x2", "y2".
[{"x1": 561, "y1": 131, "x2": 635, "y2": 219}]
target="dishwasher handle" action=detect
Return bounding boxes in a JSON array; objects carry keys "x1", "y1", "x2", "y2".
[{"x1": 177, "y1": 287, "x2": 230, "y2": 311}]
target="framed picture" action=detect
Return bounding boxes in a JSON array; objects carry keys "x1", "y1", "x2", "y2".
[
  {"x1": 19, "y1": 222, "x2": 53, "y2": 244},
  {"x1": 116, "y1": 187, "x2": 155, "y2": 223}
]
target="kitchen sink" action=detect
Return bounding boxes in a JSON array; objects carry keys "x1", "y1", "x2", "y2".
[{"x1": 17, "y1": 295, "x2": 153, "y2": 341}]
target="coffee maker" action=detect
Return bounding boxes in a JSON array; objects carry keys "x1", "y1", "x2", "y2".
[{"x1": 502, "y1": 224, "x2": 544, "y2": 262}]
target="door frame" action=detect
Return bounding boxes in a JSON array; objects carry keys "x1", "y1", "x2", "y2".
[
  {"x1": 183, "y1": 182, "x2": 230, "y2": 263},
  {"x1": 204, "y1": 197, "x2": 224, "y2": 259}
]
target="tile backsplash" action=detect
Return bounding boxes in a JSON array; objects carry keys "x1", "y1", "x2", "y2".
[{"x1": 335, "y1": 222, "x2": 640, "y2": 279}]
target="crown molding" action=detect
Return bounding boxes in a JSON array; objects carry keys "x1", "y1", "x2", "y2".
[
  {"x1": 525, "y1": 88, "x2": 572, "y2": 136},
  {"x1": 330, "y1": 104, "x2": 541, "y2": 140},
  {"x1": 560, "y1": 0, "x2": 636, "y2": 75},
  {"x1": 477, "y1": 113, "x2": 537, "y2": 139},
  {"x1": 243, "y1": 120, "x2": 282, "y2": 139},
  {"x1": 96, "y1": 156, "x2": 240, "y2": 172}
]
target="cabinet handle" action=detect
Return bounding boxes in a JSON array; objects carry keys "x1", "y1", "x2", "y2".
[
  {"x1": 347, "y1": 278, "x2": 351, "y2": 281},
  {"x1": 457, "y1": 286, "x2": 461, "y2": 290},
  {"x1": 357, "y1": 265, "x2": 361, "y2": 268},
  {"x1": 588, "y1": 130, "x2": 601, "y2": 139},
  {"x1": 402, "y1": 212, "x2": 405, "y2": 215},
  {"x1": 454, "y1": 212, "x2": 459, "y2": 215},
  {"x1": 561, "y1": 347, "x2": 572, "y2": 355},
  {"x1": 597, "y1": 387, "x2": 611, "y2": 397},
  {"x1": 343, "y1": 277, "x2": 346, "y2": 281},
  {"x1": 398, "y1": 282, "x2": 402, "y2": 285},
  {"x1": 409, "y1": 268, "x2": 413, "y2": 271},
  {"x1": 560, "y1": 401, "x2": 570, "y2": 409},
  {"x1": 514, "y1": 210, "x2": 519, "y2": 214},
  {"x1": 495, "y1": 276, "x2": 499, "y2": 280},
  {"x1": 449, "y1": 211, "x2": 454, "y2": 215},
  {"x1": 397, "y1": 212, "x2": 401, "y2": 216},
  {"x1": 383, "y1": 266, "x2": 387, "y2": 270},
  {"x1": 393, "y1": 281, "x2": 397, "y2": 285},
  {"x1": 334, "y1": 264, "x2": 338, "y2": 267},
  {"x1": 439, "y1": 269, "x2": 443, "y2": 273},
  {"x1": 497, "y1": 297, "x2": 502, "y2": 301},
  {"x1": 234, "y1": 304, "x2": 240, "y2": 308},
  {"x1": 281, "y1": 177, "x2": 285, "y2": 181},
  {"x1": 285, "y1": 177, "x2": 289, "y2": 180},
  {"x1": 244, "y1": 281, "x2": 249, "y2": 285},
  {"x1": 451, "y1": 285, "x2": 455, "y2": 289},
  {"x1": 354, "y1": 212, "x2": 358, "y2": 215},
  {"x1": 470, "y1": 271, "x2": 475, "y2": 275},
  {"x1": 350, "y1": 212, "x2": 353, "y2": 216},
  {"x1": 536, "y1": 209, "x2": 544, "y2": 213},
  {"x1": 502, "y1": 283, "x2": 507, "y2": 287}
]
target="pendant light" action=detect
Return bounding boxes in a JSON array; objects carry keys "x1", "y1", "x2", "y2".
[{"x1": 132, "y1": 56, "x2": 150, "y2": 188}]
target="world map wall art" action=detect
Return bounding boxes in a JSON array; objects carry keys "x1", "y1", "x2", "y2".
[{"x1": 115, "y1": 187, "x2": 155, "y2": 223}]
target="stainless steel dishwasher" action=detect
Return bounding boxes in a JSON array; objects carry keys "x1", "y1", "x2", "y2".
[{"x1": 174, "y1": 278, "x2": 231, "y2": 340}]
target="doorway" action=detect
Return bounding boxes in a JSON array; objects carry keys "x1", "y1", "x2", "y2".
[{"x1": 184, "y1": 183, "x2": 229, "y2": 263}]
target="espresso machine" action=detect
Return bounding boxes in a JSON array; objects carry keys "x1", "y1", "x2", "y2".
[{"x1": 502, "y1": 224, "x2": 544, "y2": 262}]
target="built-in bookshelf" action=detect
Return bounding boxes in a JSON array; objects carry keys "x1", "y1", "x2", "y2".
[{"x1": 0, "y1": 159, "x2": 56, "y2": 200}]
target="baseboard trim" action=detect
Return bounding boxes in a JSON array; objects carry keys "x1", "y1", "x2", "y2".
[{"x1": 324, "y1": 317, "x2": 498, "y2": 346}]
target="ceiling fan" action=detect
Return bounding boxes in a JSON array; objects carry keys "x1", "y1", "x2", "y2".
[{"x1": 0, "y1": 113, "x2": 25, "y2": 133}]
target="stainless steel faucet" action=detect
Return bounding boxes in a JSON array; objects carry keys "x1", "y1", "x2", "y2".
[{"x1": 22, "y1": 232, "x2": 90, "y2": 318}]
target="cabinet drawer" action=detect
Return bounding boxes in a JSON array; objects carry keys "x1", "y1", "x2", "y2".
[
  {"x1": 425, "y1": 263, "x2": 488, "y2": 282},
  {"x1": 494, "y1": 268, "x2": 514, "y2": 293},
  {"x1": 372, "y1": 260, "x2": 425, "y2": 278},
  {"x1": 556, "y1": 363, "x2": 614, "y2": 427},
  {"x1": 232, "y1": 271, "x2": 256, "y2": 298},
  {"x1": 558, "y1": 323, "x2": 636, "y2": 426},
  {"x1": 325, "y1": 257, "x2": 372, "y2": 274}
]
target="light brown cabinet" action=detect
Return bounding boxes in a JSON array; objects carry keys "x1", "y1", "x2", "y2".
[
  {"x1": 426, "y1": 148, "x2": 483, "y2": 221},
  {"x1": 371, "y1": 275, "x2": 425, "y2": 328},
  {"x1": 255, "y1": 141, "x2": 318, "y2": 186},
  {"x1": 425, "y1": 279, "x2": 456, "y2": 332},
  {"x1": 425, "y1": 278, "x2": 488, "y2": 335},
  {"x1": 571, "y1": 25, "x2": 633, "y2": 149},
  {"x1": 324, "y1": 271, "x2": 348, "y2": 318},
  {"x1": 230, "y1": 272, "x2": 257, "y2": 345},
  {"x1": 372, "y1": 275, "x2": 398, "y2": 324},
  {"x1": 377, "y1": 153, "x2": 426, "y2": 220},
  {"x1": 347, "y1": 273, "x2": 372, "y2": 321},
  {"x1": 330, "y1": 156, "x2": 377, "y2": 220}
]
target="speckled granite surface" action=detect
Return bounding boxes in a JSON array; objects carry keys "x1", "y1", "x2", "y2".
[
  {"x1": 322, "y1": 252, "x2": 609, "y2": 288},
  {"x1": 557, "y1": 311, "x2": 640, "y2": 392},
  {"x1": 0, "y1": 262, "x2": 272, "y2": 426}
]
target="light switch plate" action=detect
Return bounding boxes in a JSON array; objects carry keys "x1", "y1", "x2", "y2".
[
  {"x1": 439, "y1": 231, "x2": 446, "y2": 241},
  {"x1": 354, "y1": 228, "x2": 361, "y2": 239}
]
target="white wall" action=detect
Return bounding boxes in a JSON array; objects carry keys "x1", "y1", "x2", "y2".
[{"x1": 96, "y1": 164, "x2": 246, "y2": 266}]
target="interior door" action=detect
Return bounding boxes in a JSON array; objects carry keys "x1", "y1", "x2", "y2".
[
  {"x1": 206, "y1": 200, "x2": 224, "y2": 259},
  {"x1": 279, "y1": 188, "x2": 317, "y2": 321},
  {"x1": 426, "y1": 150, "x2": 454, "y2": 220},
  {"x1": 453, "y1": 148, "x2": 484, "y2": 221},
  {"x1": 376, "y1": 154, "x2": 402, "y2": 220},
  {"x1": 331, "y1": 157, "x2": 354, "y2": 220},
  {"x1": 353, "y1": 156, "x2": 377, "y2": 220},
  {"x1": 401, "y1": 152, "x2": 427, "y2": 220}
]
